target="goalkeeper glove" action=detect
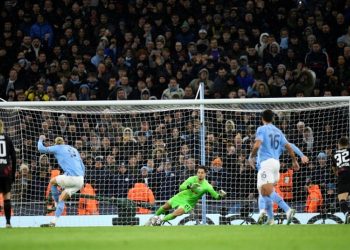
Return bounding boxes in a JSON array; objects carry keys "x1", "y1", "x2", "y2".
[
  {"x1": 188, "y1": 183, "x2": 201, "y2": 192},
  {"x1": 219, "y1": 190, "x2": 227, "y2": 198}
]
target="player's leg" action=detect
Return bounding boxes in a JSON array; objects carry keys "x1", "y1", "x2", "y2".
[
  {"x1": 3, "y1": 191, "x2": 12, "y2": 228},
  {"x1": 338, "y1": 192, "x2": 349, "y2": 214},
  {"x1": 50, "y1": 190, "x2": 70, "y2": 224},
  {"x1": 1, "y1": 177, "x2": 13, "y2": 228},
  {"x1": 264, "y1": 196, "x2": 274, "y2": 225},
  {"x1": 42, "y1": 176, "x2": 83, "y2": 227},
  {"x1": 155, "y1": 201, "x2": 171, "y2": 216},
  {"x1": 257, "y1": 192, "x2": 267, "y2": 224},
  {"x1": 257, "y1": 193, "x2": 272, "y2": 225},
  {"x1": 260, "y1": 159, "x2": 295, "y2": 224},
  {"x1": 338, "y1": 174, "x2": 350, "y2": 223},
  {"x1": 338, "y1": 192, "x2": 349, "y2": 223},
  {"x1": 257, "y1": 165, "x2": 275, "y2": 224},
  {"x1": 50, "y1": 177, "x2": 61, "y2": 207},
  {"x1": 162, "y1": 207, "x2": 186, "y2": 222}
]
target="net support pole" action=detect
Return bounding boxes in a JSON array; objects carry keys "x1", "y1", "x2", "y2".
[{"x1": 199, "y1": 82, "x2": 207, "y2": 225}]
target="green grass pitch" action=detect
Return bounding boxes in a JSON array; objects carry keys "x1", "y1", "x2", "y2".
[{"x1": 1, "y1": 225, "x2": 349, "y2": 250}]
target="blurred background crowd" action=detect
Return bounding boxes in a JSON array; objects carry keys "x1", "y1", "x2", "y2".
[{"x1": 0, "y1": 0, "x2": 350, "y2": 102}]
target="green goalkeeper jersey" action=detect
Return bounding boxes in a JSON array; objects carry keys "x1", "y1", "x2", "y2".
[{"x1": 174, "y1": 176, "x2": 220, "y2": 208}]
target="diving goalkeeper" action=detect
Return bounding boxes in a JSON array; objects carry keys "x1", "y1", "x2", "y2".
[{"x1": 147, "y1": 165, "x2": 227, "y2": 225}]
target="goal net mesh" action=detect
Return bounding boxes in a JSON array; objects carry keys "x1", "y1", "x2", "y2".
[{"x1": 0, "y1": 100, "x2": 348, "y2": 222}]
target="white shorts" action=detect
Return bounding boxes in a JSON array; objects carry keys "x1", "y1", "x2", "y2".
[
  {"x1": 56, "y1": 175, "x2": 84, "y2": 197},
  {"x1": 257, "y1": 158, "x2": 280, "y2": 190}
]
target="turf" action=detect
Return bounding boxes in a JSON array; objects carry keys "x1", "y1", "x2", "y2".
[{"x1": 1, "y1": 225, "x2": 349, "y2": 250}]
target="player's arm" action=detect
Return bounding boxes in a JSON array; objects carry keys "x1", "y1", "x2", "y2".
[
  {"x1": 285, "y1": 143, "x2": 300, "y2": 171},
  {"x1": 290, "y1": 143, "x2": 309, "y2": 164},
  {"x1": 250, "y1": 140, "x2": 262, "y2": 159},
  {"x1": 249, "y1": 139, "x2": 261, "y2": 168},
  {"x1": 206, "y1": 183, "x2": 226, "y2": 200},
  {"x1": 37, "y1": 135, "x2": 57, "y2": 154},
  {"x1": 250, "y1": 127, "x2": 263, "y2": 159}
]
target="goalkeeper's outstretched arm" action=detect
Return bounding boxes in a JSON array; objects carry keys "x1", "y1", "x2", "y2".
[{"x1": 207, "y1": 183, "x2": 227, "y2": 200}]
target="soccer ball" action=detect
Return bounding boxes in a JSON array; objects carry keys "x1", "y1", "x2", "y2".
[{"x1": 150, "y1": 216, "x2": 162, "y2": 226}]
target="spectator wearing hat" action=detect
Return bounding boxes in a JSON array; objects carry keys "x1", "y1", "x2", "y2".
[
  {"x1": 78, "y1": 84, "x2": 90, "y2": 100},
  {"x1": 175, "y1": 21, "x2": 195, "y2": 47},
  {"x1": 188, "y1": 68, "x2": 214, "y2": 97},
  {"x1": 255, "y1": 32, "x2": 269, "y2": 58},
  {"x1": 288, "y1": 68, "x2": 316, "y2": 97},
  {"x1": 91, "y1": 46, "x2": 106, "y2": 68},
  {"x1": 280, "y1": 85, "x2": 289, "y2": 97},
  {"x1": 197, "y1": 29, "x2": 209, "y2": 53},
  {"x1": 239, "y1": 55, "x2": 254, "y2": 76},
  {"x1": 263, "y1": 41, "x2": 283, "y2": 70}
]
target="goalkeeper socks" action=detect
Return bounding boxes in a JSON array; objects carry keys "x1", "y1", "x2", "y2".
[
  {"x1": 55, "y1": 200, "x2": 65, "y2": 218},
  {"x1": 258, "y1": 195, "x2": 266, "y2": 214},
  {"x1": 155, "y1": 207, "x2": 165, "y2": 216},
  {"x1": 263, "y1": 197, "x2": 274, "y2": 220},
  {"x1": 51, "y1": 185, "x2": 60, "y2": 204},
  {"x1": 4, "y1": 200, "x2": 11, "y2": 225},
  {"x1": 269, "y1": 191, "x2": 290, "y2": 213},
  {"x1": 163, "y1": 214, "x2": 176, "y2": 222},
  {"x1": 340, "y1": 200, "x2": 349, "y2": 214}
]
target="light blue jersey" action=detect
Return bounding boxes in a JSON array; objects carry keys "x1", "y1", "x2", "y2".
[
  {"x1": 255, "y1": 124, "x2": 288, "y2": 170},
  {"x1": 38, "y1": 140, "x2": 85, "y2": 176}
]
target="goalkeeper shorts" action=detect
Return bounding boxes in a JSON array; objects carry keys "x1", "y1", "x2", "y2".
[{"x1": 168, "y1": 196, "x2": 193, "y2": 213}]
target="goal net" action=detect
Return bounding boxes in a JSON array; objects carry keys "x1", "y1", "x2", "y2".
[{"x1": 0, "y1": 98, "x2": 348, "y2": 225}]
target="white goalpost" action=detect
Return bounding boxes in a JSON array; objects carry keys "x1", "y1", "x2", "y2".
[{"x1": 1, "y1": 97, "x2": 349, "y2": 226}]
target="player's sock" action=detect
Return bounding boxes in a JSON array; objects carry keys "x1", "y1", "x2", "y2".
[
  {"x1": 155, "y1": 206, "x2": 166, "y2": 216},
  {"x1": 4, "y1": 200, "x2": 11, "y2": 225},
  {"x1": 269, "y1": 191, "x2": 290, "y2": 213},
  {"x1": 258, "y1": 195, "x2": 266, "y2": 214},
  {"x1": 54, "y1": 200, "x2": 65, "y2": 218},
  {"x1": 51, "y1": 185, "x2": 60, "y2": 204},
  {"x1": 162, "y1": 214, "x2": 176, "y2": 222},
  {"x1": 264, "y1": 196, "x2": 274, "y2": 220},
  {"x1": 340, "y1": 200, "x2": 349, "y2": 214}
]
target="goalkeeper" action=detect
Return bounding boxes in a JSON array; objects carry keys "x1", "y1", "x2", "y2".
[{"x1": 147, "y1": 165, "x2": 227, "y2": 225}]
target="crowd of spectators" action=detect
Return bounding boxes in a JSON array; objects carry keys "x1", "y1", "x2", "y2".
[{"x1": 0, "y1": 0, "x2": 350, "y2": 103}]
